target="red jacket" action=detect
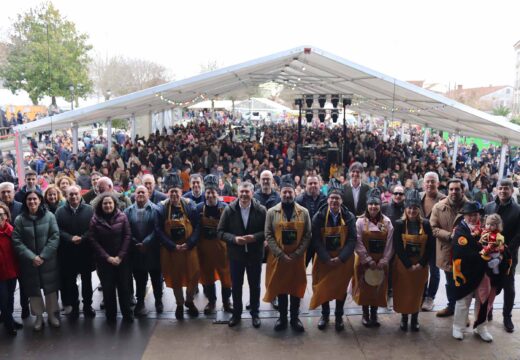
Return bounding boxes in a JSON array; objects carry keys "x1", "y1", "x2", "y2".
[{"x1": 0, "y1": 222, "x2": 18, "y2": 281}]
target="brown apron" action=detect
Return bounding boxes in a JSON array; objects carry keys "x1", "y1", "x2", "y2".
[
  {"x1": 309, "y1": 208, "x2": 354, "y2": 309},
  {"x1": 353, "y1": 218, "x2": 389, "y2": 307},
  {"x1": 392, "y1": 221, "x2": 429, "y2": 314},
  {"x1": 263, "y1": 209, "x2": 307, "y2": 302},
  {"x1": 160, "y1": 202, "x2": 200, "y2": 289},
  {"x1": 197, "y1": 206, "x2": 232, "y2": 288}
]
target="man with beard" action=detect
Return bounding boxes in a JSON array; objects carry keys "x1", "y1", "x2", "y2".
[
  {"x1": 157, "y1": 174, "x2": 200, "y2": 320},
  {"x1": 309, "y1": 179, "x2": 356, "y2": 332},
  {"x1": 264, "y1": 175, "x2": 311, "y2": 332},
  {"x1": 218, "y1": 181, "x2": 266, "y2": 328},
  {"x1": 296, "y1": 175, "x2": 327, "y2": 266},
  {"x1": 430, "y1": 179, "x2": 468, "y2": 318},
  {"x1": 55, "y1": 185, "x2": 96, "y2": 319},
  {"x1": 183, "y1": 174, "x2": 205, "y2": 204},
  {"x1": 254, "y1": 170, "x2": 281, "y2": 210},
  {"x1": 196, "y1": 175, "x2": 233, "y2": 315}
]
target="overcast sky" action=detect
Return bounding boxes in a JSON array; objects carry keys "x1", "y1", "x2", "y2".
[{"x1": 1, "y1": 0, "x2": 519, "y2": 89}]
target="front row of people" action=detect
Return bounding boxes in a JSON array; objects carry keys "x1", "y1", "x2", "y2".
[{"x1": 0, "y1": 174, "x2": 511, "y2": 342}]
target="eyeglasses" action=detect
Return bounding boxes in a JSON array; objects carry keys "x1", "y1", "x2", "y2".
[{"x1": 393, "y1": 192, "x2": 405, "y2": 196}]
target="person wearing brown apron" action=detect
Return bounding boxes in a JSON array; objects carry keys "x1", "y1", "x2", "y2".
[
  {"x1": 196, "y1": 174, "x2": 233, "y2": 315},
  {"x1": 264, "y1": 175, "x2": 311, "y2": 332},
  {"x1": 310, "y1": 179, "x2": 356, "y2": 332},
  {"x1": 392, "y1": 190, "x2": 434, "y2": 332},
  {"x1": 157, "y1": 173, "x2": 201, "y2": 320},
  {"x1": 353, "y1": 188, "x2": 394, "y2": 327}
]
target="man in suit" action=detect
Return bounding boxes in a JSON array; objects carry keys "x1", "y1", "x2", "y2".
[
  {"x1": 217, "y1": 181, "x2": 266, "y2": 328},
  {"x1": 342, "y1": 162, "x2": 370, "y2": 216}
]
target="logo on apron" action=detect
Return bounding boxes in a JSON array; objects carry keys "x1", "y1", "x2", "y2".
[
  {"x1": 171, "y1": 226, "x2": 186, "y2": 243},
  {"x1": 203, "y1": 226, "x2": 218, "y2": 239},
  {"x1": 282, "y1": 229, "x2": 298, "y2": 245},
  {"x1": 325, "y1": 234, "x2": 341, "y2": 251},
  {"x1": 405, "y1": 242, "x2": 422, "y2": 258}
]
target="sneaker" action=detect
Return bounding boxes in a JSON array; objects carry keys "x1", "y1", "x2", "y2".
[
  {"x1": 436, "y1": 307, "x2": 454, "y2": 317},
  {"x1": 452, "y1": 327, "x2": 464, "y2": 340},
  {"x1": 422, "y1": 297, "x2": 434, "y2": 311},
  {"x1": 33, "y1": 316, "x2": 44, "y2": 331},
  {"x1": 134, "y1": 304, "x2": 148, "y2": 317},
  {"x1": 474, "y1": 324, "x2": 493, "y2": 342},
  {"x1": 62, "y1": 305, "x2": 73, "y2": 315},
  {"x1": 48, "y1": 315, "x2": 61, "y2": 328}
]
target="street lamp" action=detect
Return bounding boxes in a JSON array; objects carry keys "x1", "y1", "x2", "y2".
[{"x1": 69, "y1": 84, "x2": 74, "y2": 111}]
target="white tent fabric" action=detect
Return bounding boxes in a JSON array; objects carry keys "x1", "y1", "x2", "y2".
[{"x1": 14, "y1": 45, "x2": 520, "y2": 144}]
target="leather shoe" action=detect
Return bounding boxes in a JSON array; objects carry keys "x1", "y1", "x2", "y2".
[
  {"x1": 290, "y1": 318, "x2": 305, "y2": 332},
  {"x1": 410, "y1": 319, "x2": 420, "y2": 332},
  {"x1": 274, "y1": 317, "x2": 288, "y2": 331},
  {"x1": 185, "y1": 302, "x2": 199, "y2": 317},
  {"x1": 400, "y1": 315, "x2": 408, "y2": 332},
  {"x1": 204, "y1": 302, "x2": 216, "y2": 315},
  {"x1": 436, "y1": 307, "x2": 454, "y2": 317},
  {"x1": 21, "y1": 306, "x2": 30, "y2": 319},
  {"x1": 252, "y1": 316, "x2": 261, "y2": 328},
  {"x1": 223, "y1": 301, "x2": 233, "y2": 313},
  {"x1": 69, "y1": 308, "x2": 80, "y2": 320},
  {"x1": 335, "y1": 316, "x2": 345, "y2": 332},
  {"x1": 317, "y1": 315, "x2": 329, "y2": 330},
  {"x1": 84, "y1": 306, "x2": 96, "y2": 318},
  {"x1": 271, "y1": 298, "x2": 279, "y2": 310},
  {"x1": 155, "y1": 300, "x2": 164, "y2": 314},
  {"x1": 13, "y1": 320, "x2": 23, "y2": 329},
  {"x1": 175, "y1": 306, "x2": 184, "y2": 320},
  {"x1": 504, "y1": 316, "x2": 515, "y2": 333},
  {"x1": 228, "y1": 315, "x2": 241, "y2": 327},
  {"x1": 362, "y1": 313, "x2": 371, "y2": 327}
]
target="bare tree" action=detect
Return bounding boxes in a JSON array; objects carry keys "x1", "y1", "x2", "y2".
[{"x1": 91, "y1": 54, "x2": 173, "y2": 99}]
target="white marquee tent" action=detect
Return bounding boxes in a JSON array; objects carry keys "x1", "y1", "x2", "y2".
[{"x1": 12, "y1": 45, "x2": 520, "y2": 180}]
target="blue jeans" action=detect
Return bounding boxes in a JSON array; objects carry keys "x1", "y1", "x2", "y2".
[
  {"x1": 444, "y1": 271, "x2": 456, "y2": 311},
  {"x1": 0, "y1": 279, "x2": 17, "y2": 329},
  {"x1": 229, "y1": 259, "x2": 262, "y2": 318},
  {"x1": 424, "y1": 255, "x2": 440, "y2": 299}
]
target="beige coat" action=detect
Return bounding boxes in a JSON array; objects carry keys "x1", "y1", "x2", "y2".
[{"x1": 429, "y1": 197, "x2": 467, "y2": 272}]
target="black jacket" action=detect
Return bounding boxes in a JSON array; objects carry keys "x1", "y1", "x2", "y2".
[
  {"x1": 393, "y1": 219, "x2": 434, "y2": 269},
  {"x1": 296, "y1": 192, "x2": 327, "y2": 221},
  {"x1": 311, "y1": 204, "x2": 356, "y2": 263},
  {"x1": 217, "y1": 199, "x2": 266, "y2": 263},
  {"x1": 382, "y1": 200, "x2": 405, "y2": 226},
  {"x1": 253, "y1": 189, "x2": 280, "y2": 210},
  {"x1": 55, "y1": 201, "x2": 95, "y2": 272},
  {"x1": 485, "y1": 197, "x2": 520, "y2": 262},
  {"x1": 342, "y1": 183, "x2": 370, "y2": 216}
]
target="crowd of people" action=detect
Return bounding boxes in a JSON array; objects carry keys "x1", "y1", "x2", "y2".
[{"x1": 0, "y1": 121, "x2": 517, "y2": 343}]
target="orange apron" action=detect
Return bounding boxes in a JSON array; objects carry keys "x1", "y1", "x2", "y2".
[
  {"x1": 197, "y1": 206, "x2": 232, "y2": 288},
  {"x1": 263, "y1": 209, "x2": 307, "y2": 302},
  {"x1": 353, "y1": 218, "x2": 389, "y2": 307},
  {"x1": 392, "y1": 221, "x2": 429, "y2": 314},
  {"x1": 160, "y1": 202, "x2": 200, "y2": 289},
  {"x1": 309, "y1": 208, "x2": 354, "y2": 310}
]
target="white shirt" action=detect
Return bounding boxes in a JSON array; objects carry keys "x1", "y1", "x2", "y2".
[
  {"x1": 239, "y1": 201, "x2": 251, "y2": 229},
  {"x1": 351, "y1": 181, "x2": 361, "y2": 210}
]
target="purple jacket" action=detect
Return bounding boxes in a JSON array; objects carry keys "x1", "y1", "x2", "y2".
[{"x1": 89, "y1": 209, "x2": 131, "y2": 262}]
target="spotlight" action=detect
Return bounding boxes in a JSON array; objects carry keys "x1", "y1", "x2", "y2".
[
  {"x1": 318, "y1": 95, "x2": 327, "y2": 108},
  {"x1": 331, "y1": 94, "x2": 340, "y2": 108},
  {"x1": 305, "y1": 95, "x2": 314, "y2": 108},
  {"x1": 342, "y1": 97, "x2": 352, "y2": 107},
  {"x1": 294, "y1": 98, "x2": 303, "y2": 107},
  {"x1": 318, "y1": 109, "x2": 326, "y2": 122},
  {"x1": 305, "y1": 110, "x2": 314, "y2": 122},
  {"x1": 331, "y1": 109, "x2": 339, "y2": 123}
]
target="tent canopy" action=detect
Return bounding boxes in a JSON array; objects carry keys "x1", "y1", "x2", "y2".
[{"x1": 15, "y1": 45, "x2": 520, "y2": 145}]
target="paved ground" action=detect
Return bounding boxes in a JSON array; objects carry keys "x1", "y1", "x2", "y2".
[{"x1": 1, "y1": 266, "x2": 519, "y2": 359}]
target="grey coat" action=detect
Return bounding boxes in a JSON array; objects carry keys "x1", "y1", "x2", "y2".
[{"x1": 12, "y1": 210, "x2": 61, "y2": 296}]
